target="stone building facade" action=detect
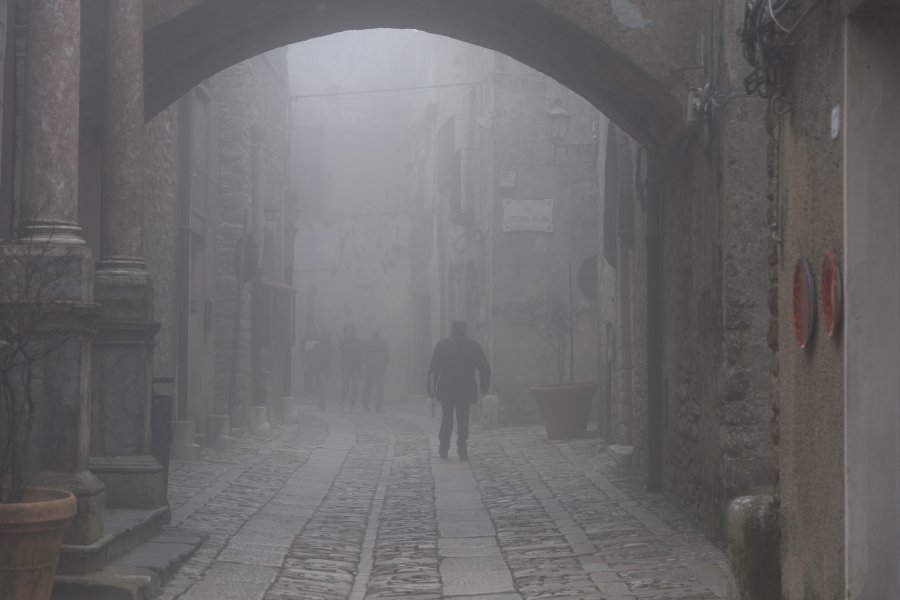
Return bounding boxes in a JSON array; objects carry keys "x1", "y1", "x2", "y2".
[
  {"x1": 142, "y1": 49, "x2": 292, "y2": 448},
  {"x1": 0, "y1": 1, "x2": 895, "y2": 598},
  {"x1": 287, "y1": 30, "x2": 424, "y2": 405},
  {"x1": 287, "y1": 32, "x2": 602, "y2": 416},
  {"x1": 404, "y1": 36, "x2": 603, "y2": 424},
  {"x1": 592, "y1": 1, "x2": 778, "y2": 559}
]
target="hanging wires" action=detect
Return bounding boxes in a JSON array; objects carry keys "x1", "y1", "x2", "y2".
[{"x1": 741, "y1": 0, "x2": 826, "y2": 99}]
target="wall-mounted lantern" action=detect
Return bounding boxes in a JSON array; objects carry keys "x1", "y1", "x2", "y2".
[{"x1": 545, "y1": 98, "x2": 571, "y2": 144}]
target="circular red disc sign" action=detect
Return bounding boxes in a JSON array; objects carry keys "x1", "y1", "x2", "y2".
[
  {"x1": 821, "y1": 250, "x2": 842, "y2": 338},
  {"x1": 792, "y1": 257, "x2": 816, "y2": 349}
]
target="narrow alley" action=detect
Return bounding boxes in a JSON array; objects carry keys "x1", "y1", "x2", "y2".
[
  {"x1": 155, "y1": 402, "x2": 730, "y2": 600},
  {"x1": 4, "y1": 2, "x2": 900, "y2": 600}
]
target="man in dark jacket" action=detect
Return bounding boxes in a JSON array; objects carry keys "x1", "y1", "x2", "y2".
[
  {"x1": 428, "y1": 321, "x2": 491, "y2": 460},
  {"x1": 362, "y1": 327, "x2": 389, "y2": 413},
  {"x1": 338, "y1": 324, "x2": 363, "y2": 410},
  {"x1": 314, "y1": 329, "x2": 335, "y2": 410}
]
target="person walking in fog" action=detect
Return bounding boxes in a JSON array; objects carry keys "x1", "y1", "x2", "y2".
[
  {"x1": 338, "y1": 324, "x2": 363, "y2": 410},
  {"x1": 314, "y1": 329, "x2": 335, "y2": 409},
  {"x1": 362, "y1": 327, "x2": 389, "y2": 413},
  {"x1": 428, "y1": 321, "x2": 490, "y2": 461}
]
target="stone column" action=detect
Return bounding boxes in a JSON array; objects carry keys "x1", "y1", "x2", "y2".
[
  {"x1": 89, "y1": 0, "x2": 166, "y2": 511},
  {"x1": 1, "y1": 0, "x2": 106, "y2": 545}
]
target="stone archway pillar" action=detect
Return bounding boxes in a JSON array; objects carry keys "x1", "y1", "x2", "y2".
[
  {"x1": 89, "y1": 0, "x2": 166, "y2": 512},
  {"x1": 0, "y1": 0, "x2": 106, "y2": 546}
]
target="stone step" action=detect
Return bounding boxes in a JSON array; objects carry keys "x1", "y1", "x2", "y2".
[
  {"x1": 58, "y1": 506, "x2": 170, "y2": 575},
  {"x1": 52, "y1": 528, "x2": 205, "y2": 600}
]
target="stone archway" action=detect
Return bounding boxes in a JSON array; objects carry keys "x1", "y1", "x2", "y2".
[{"x1": 142, "y1": 0, "x2": 704, "y2": 153}]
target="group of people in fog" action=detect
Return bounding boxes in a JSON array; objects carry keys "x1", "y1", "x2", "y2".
[
  {"x1": 301, "y1": 324, "x2": 389, "y2": 412},
  {"x1": 301, "y1": 319, "x2": 492, "y2": 461}
]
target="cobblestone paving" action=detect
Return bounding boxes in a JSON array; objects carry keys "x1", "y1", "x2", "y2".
[
  {"x1": 468, "y1": 427, "x2": 731, "y2": 600},
  {"x1": 366, "y1": 421, "x2": 440, "y2": 599},
  {"x1": 265, "y1": 423, "x2": 389, "y2": 600},
  {"x1": 157, "y1": 405, "x2": 732, "y2": 599},
  {"x1": 158, "y1": 418, "x2": 329, "y2": 599}
]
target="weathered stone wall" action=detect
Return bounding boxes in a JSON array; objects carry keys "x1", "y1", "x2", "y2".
[
  {"x1": 772, "y1": 4, "x2": 846, "y2": 598},
  {"x1": 209, "y1": 60, "x2": 254, "y2": 419},
  {"x1": 143, "y1": 105, "x2": 179, "y2": 382},
  {"x1": 143, "y1": 0, "x2": 701, "y2": 151},
  {"x1": 628, "y1": 140, "x2": 648, "y2": 464},
  {"x1": 488, "y1": 67, "x2": 601, "y2": 426},
  {"x1": 209, "y1": 49, "x2": 290, "y2": 421},
  {"x1": 592, "y1": 2, "x2": 777, "y2": 545},
  {"x1": 657, "y1": 140, "x2": 727, "y2": 535},
  {"x1": 715, "y1": 0, "x2": 777, "y2": 515},
  {"x1": 593, "y1": 120, "x2": 618, "y2": 438},
  {"x1": 594, "y1": 128, "x2": 649, "y2": 454}
]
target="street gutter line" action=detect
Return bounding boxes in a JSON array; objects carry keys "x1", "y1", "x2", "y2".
[{"x1": 350, "y1": 430, "x2": 396, "y2": 600}]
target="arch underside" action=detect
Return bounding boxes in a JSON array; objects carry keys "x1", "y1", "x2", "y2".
[{"x1": 144, "y1": 0, "x2": 682, "y2": 152}]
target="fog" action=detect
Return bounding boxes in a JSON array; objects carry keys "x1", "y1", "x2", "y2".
[{"x1": 286, "y1": 30, "x2": 606, "y2": 416}]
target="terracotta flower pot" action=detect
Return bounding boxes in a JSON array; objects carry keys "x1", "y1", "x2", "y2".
[
  {"x1": 531, "y1": 382, "x2": 598, "y2": 440},
  {"x1": 0, "y1": 488, "x2": 76, "y2": 600}
]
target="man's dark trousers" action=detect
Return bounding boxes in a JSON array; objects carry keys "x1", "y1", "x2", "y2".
[
  {"x1": 342, "y1": 368, "x2": 360, "y2": 407},
  {"x1": 439, "y1": 396, "x2": 471, "y2": 456},
  {"x1": 363, "y1": 371, "x2": 385, "y2": 411}
]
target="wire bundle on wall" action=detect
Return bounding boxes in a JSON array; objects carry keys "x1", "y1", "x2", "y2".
[{"x1": 740, "y1": 0, "x2": 824, "y2": 99}]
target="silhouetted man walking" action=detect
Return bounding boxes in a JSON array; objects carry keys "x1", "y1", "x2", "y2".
[
  {"x1": 339, "y1": 324, "x2": 363, "y2": 410},
  {"x1": 362, "y1": 327, "x2": 389, "y2": 413},
  {"x1": 314, "y1": 329, "x2": 335, "y2": 410},
  {"x1": 428, "y1": 321, "x2": 491, "y2": 460}
]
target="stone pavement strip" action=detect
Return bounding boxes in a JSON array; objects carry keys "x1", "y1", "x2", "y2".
[{"x1": 157, "y1": 404, "x2": 732, "y2": 599}]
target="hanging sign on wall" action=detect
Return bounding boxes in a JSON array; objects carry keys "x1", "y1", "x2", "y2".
[{"x1": 502, "y1": 199, "x2": 554, "y2": 232}]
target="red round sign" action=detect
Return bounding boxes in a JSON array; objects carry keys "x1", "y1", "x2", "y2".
[
  {"x1": 821, "y1": 250, "x2": 842, "y2": 338},
  {"x1": 792, "y1": 257, "x2": 816, "y2": 349}
]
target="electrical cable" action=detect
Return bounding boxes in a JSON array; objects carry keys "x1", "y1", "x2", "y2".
[
  {"x1": 766, "y1": 0, "x2": 791, "y2": 33},
  {"x1": 290, "y1": 81, "x2": 478, "y2": 100}
]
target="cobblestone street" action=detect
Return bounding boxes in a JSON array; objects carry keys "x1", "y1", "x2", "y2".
[{"x1": 156, "y1": 403, "x2": 732, "y2": 599}]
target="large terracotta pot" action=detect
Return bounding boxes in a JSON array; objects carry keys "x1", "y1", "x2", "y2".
[
  {"x1": 0, "y1": 488, "x2": 76, "y2": 600},
  {"x1": 531, "y1": 382, "x2": 598, "y2": 440}
]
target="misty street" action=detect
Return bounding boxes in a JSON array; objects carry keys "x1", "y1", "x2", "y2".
[
  {"x1": 155, "y1": 405, "x2": 729, "y2": 600},
  {"x1": 1, "y1": 1, "x2": 897, "y2": 599}
]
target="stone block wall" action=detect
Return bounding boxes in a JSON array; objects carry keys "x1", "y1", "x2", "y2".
[
  {"x1": 209, "y1": 49, "x2": 291, "y2": 419},
  {"x1": 143, "y1": 106, "x2": 179, "y2": 383},
  {"x1": 487, "y1": 70, "x2": 601, "y2": 410},
  {"x1": 210, "y1": 59, "x2": 255, "y2": 418},
  {"x1": 772, "y1": 5, "x2": 846, "y2": 598},
  {"x1": 585, "y1": 2, "x2": 777, "y2": 547}
]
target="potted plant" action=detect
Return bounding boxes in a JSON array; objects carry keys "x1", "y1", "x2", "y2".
[
  {"x1": 0, "y1": 239, "x2": 81, "y2": 599},
  {"x1": 522, "y1": 285, "x2": 597, "y2": 440}
]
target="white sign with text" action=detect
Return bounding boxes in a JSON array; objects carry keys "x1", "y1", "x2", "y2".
[{"x1": 502, "y1": 199, "x2": 554, "y2": 232}]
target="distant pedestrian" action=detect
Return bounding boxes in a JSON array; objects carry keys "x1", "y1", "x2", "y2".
[
  {"x1": 428, "y1": 321, "x2": 490, "y2": 460},
  {"x1": 314, "y1": 330, "x2": 336, "y2": 409},
  {"x1": 300, "y1": 328, "x2": 319, "y2": 402},
  {"x1": 338, "y1": 324, "x2": 363, "y2": 410},
  {"x1": 362, "y1": 327, "x2": 389, "y2": 413}
]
